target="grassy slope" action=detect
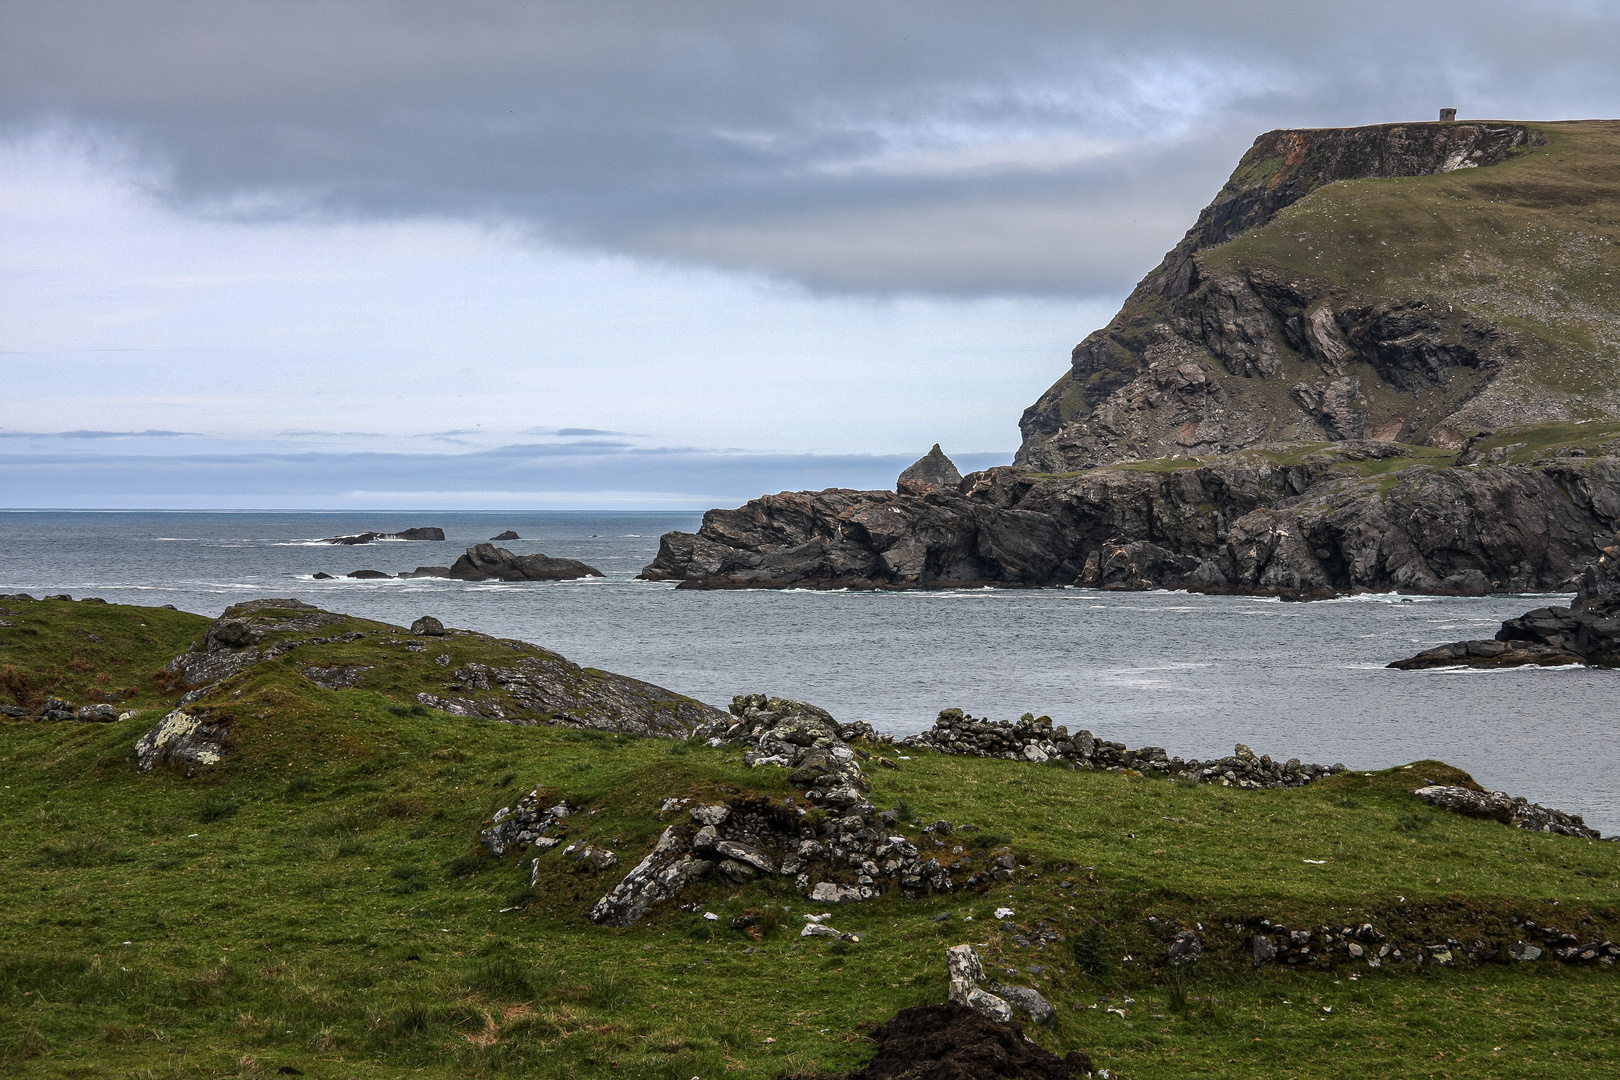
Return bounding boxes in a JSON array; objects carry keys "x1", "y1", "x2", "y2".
[
  {"x1": 1, "y1": 599, "x2": 1618, "y2": 1078},
  {"x1": 1202, "y1": 120, "x2": 1620, "y2": 420}
]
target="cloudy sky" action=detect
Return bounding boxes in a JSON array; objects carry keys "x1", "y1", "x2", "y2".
[{"x1": 5, "y1": 0, "x2": 1620, "y2": 508}]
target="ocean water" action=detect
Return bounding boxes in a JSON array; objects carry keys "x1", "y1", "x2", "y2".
[{"x1": 1, "y1": 509, "x2": 1615, "y2": 833}]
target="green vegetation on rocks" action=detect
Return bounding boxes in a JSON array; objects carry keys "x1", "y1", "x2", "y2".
[{"x1": 0, "y1": 596, "x2": 1617, "y2": 1077}]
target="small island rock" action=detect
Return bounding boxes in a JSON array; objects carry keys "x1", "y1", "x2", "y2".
[
  {"x1": 319, "y1": 526, "x2": 445, "y2": 545},
  {"x1": 489, "y1": 530, "x2": 521, "y2": 541},
  {"x1": 447, "y1": 544, "x2": 603, "y2": 582}
]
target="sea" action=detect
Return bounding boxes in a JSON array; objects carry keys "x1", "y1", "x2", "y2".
[{"x1": 2, "y1": 509, "x2": 1615, "y2": 834}]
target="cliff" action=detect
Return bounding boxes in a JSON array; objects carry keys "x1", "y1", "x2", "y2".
[
  {"x1": 1018, "y1": 119, "x2": 1620, "y2": 470},
  {"x1": 640, "y1": 425, "x2": 1620, "y2": 594}
]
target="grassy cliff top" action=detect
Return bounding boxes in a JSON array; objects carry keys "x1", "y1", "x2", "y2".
[
  {"x1": 1203, "y1": 120, "x2": 1620, "y2": 414},
  {"x1": 1, "y1": 597, "x2": 1617, "y2": 1077}
]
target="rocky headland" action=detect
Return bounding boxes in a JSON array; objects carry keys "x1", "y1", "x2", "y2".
[
  {"x1": 644, "y1": 119, "x2": 1620, "y2": 595},
  {"x1": 641, "y1": 438, "x2": 1620, "y2": 594},
  {"x1": 1391, "y1": 530, "x2": 1620, "y2": 668}
]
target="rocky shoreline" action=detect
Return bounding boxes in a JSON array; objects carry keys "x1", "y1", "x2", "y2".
[
  {"x1": 1392, "y1": 531, "x2": 1620, "y2": 669},
  {"x1": 640, "y1": 442, "x2": 1618, "y2": 595}
]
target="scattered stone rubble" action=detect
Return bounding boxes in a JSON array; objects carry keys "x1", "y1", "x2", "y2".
[
  {"x1": 903, "y1": 709, "x2": 1348, "y2": 788},
  {"x1": 1411, "y1": 785, "x2": 1602, "y2": 839},
  {"x1": 947, "y1": 943, "x2": 1055, "y2": 1026},
  {"x1": 544, "y1": 696, "x2": 1012, "y2": 926},
  {"x1": 1247, "y1": 916, "x2": 1620, "y2": 970},
  {"x1": 0, "y1": 695, "x2": 121, "y2": 723}
]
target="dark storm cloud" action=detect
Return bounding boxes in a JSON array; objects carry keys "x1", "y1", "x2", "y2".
[{"x1": 3, "y1": 0, "x2": 1619, "y2": 296}]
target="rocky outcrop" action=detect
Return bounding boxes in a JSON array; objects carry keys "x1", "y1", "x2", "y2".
[
  {"x1": 489, "y1": 530, "x2": 521, "y2": 541},
  {"x1": 319, "y1": 527, "x2": 444, "y2": 544},
  {"x1": 1390, "y1": 532, "x2": 1620, "y2": 669},
  {"x1": 161, "y1": 597, "x2": 726, "y2": 737},
  {"x1": 641, "y1": 447, "x2": 1620, "y2": 594},
  {"x1": 1017, "y1": 122, "x2": 1548, "y2": 471},
  {"x1": 447, "y1": 544, "x2": 602, "y2": 582},
  {"x1": 1410, "y1": 785, "x2": 1600, "y2": 839},
  {"x1": 898, "y1": 444, "x2": 963, "y2": 493},
  {"x1": 135, "y1": 709, "x2": 230, "y2": 775},
  {"x1": 576, "y1": 695, "x2": 1022, "y2": 926}
]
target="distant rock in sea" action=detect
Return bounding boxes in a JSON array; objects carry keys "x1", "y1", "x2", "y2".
[
  {"x1": 897, "y1": 444, "x2": 962, "y2": 493},
  {"x1": 490, "y1": 530, "x2": 521, "y2": 541},
  {"x1": 311, "y1": 572, "x2": 333, "y2": 579},
  {"x1": 346, "y1": 569, "x2": 392, "y2": 580},
  {"x1": 319, "y1": 527, "x2": 445, "y2": 545},
  {"x1": 448, "y1": 544, "x2": 602, "y2": 582}
]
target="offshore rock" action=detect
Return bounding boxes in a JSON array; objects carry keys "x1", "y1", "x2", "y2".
[
  {"x1": 447, "y1": 544, "x2": 603, "y2": 582},
  {"x1": 320, "y1": 527, "x2": 444, "y2": 544},
  {"x1": 898, "y1": 444, "x2": 963, "y2": 493},
  {"x1": 641, "y1": 447, "x2": 1620, "y2": 593}
]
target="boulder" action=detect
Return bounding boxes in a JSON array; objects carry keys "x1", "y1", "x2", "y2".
[
  {"x1": 447, "y1": 544, "x2": 603, "y2": 582},
  {"x1": 1167, "y1": 929, "x2": 1203, "y2": 964},
  {"x1": 410, "y1": 615, "x2": 446, "y2": 636},
  {"x1": 135, "y1": 710, "x2": 228, "y2": 775}
]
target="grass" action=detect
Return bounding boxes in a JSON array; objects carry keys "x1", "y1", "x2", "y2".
[{"x1": 0, "y1": 597, "x2": 1617, "y2": 1076}]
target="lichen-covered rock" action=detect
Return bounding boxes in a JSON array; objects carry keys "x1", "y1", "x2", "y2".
[
  {"x1": 588, "y1": 826, "x2": 713, "y2": 928},
  {"x1": 135, "y1": 710, "x2": 228, "y2": 775},
  {"x1": 410, "y1": 615, "x2": 446, "y2": 636}
]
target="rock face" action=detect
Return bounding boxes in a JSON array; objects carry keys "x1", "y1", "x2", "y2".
[
  {"x1": 447, "y1": 544, "x2": 603, "y2": 582},
  {"x1": 640, "y1": 445, "x2": 1620, "y2": 593},
  {"x1": 898, "y1": 444, "x2": 963, "y2": 493},
  {"x1": 1390, "y1": 533, "x2": 1620, "y2": 668},
  {"x1": 319, "y1": 527, "x2": 444, "y2": 544},
  {"x1": 1015, "y1": 120, "x2": 1577, "y2": 472}
]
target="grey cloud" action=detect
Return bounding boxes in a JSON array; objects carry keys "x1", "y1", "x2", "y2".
[
  {"x1": 0, "y1": 428, "x2": 193, "y2": 440},
  {"x1": 3, "y1": 1, "x2": 1619, "y2": 296}
]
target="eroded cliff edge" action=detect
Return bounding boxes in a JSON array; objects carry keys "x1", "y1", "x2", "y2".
[
  {"x1": 1018, "y1": 119, "x2": 1620, "y2": 471},
  {"x1": 641, "y1": 428, "x2": 1620, "y2": 594}
]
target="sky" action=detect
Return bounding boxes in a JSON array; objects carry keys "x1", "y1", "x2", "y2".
[{"x1": 5, "y1": 0, "x2": 1620, "y2": 509}]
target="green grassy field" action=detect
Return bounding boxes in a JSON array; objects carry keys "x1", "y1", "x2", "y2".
[{"x1": 1, "y1": 598, "x2": 1617, "y2": 1078}]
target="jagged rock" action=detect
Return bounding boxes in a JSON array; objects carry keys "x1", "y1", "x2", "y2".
[
  {"x1": 640, "y1": 446, "x2": 1617, "y2": 594},
  {"x1": 410, "y1": 616, "x2": 446, "y2": 636},
  {"x1": 898, "y1": 444, "x2": 963, "y2": 493},
  {"x1": 1508, "y1": 941, "x2": 1543, "y2": 962},
  {"x1": 447, "y1": 544, "x2": 603, "y2": 582},
  {"x1": 320, "y1": 527, "x2": 444, "y2": 544},
  {"x1": 991, "y1": 984, "x2": 1056, "y2": 1026},
  {"x1": 135, "y1": 710, "x2": 228, "y2": 775},
  {"x1": 943, "y1": 945, "x2": 1013, "y2": 1022},
  {"x1": 1252, "y1": 934, "x2": 1277, "y2": 966},
  {"x1": 1410, "y1": 785, "x2": 1600, "y2": 839},
  {"x1": 1391, "y1": 540, "x2": 1620, "y2": 668},
  {"x1": 1018, "y1": 122, "x2": 1545, "y2": 470},
  {"x1": 588, "y1": 826, "x2": 713, "y2": 927}
]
